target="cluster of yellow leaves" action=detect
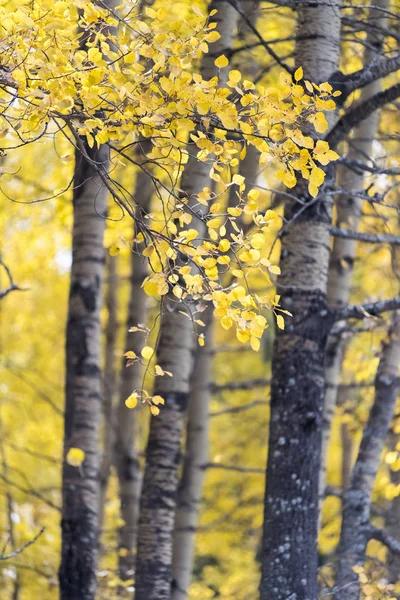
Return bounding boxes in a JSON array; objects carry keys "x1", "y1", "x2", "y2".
[
  {"x1": 0, "y1": 0, "x2": 339, "y2": 415},
  {"x1": 353, "y1": 563, "x2": 398, "y2": 600},
  {"x1": 0, "y1": 1, "x2": 337, "y2": 184},
  {"x1": 123, "y1": 342, "x2": 171, "y2": 415}
]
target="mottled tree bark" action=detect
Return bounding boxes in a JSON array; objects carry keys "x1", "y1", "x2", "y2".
[
  {"x1": 134, "y1": 3, "x2": 239, "y2": 599},
  {"x1": 59, "y1": 143, "x2": 108, "y2": 600},
  {"x1": 115, "y1": 161, "x2": 152, "y2": 583},
  {"x1": 260, "y1": 1, "x2": 341, "y2": 598},
  {"x1": 99, "y1": 254, "x2": 118, "y2": 530},
  {"x1": 335, "y1": 314, "x2": 400, "y2": 600},
  {"x1": 320, "y1": 0, "x2": 388, "y2": 514}
]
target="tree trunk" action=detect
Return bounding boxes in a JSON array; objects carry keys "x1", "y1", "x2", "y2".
[
  {"x1": 115, "y1": 160, "x2": 152, "y2": 583},
  {"x1": 319, "y1": 0, "x2": 388, "y2": 514},
  {"x1": 335, "y1": 313, "x2": 400, "y2": 600},
  {"x1": 59, "y1": 143, "x2": 108, "y2": 600},
  {"x1": 260, "y1": 2, "x2": 341, "y2": 598},
  {"x1": 171, "y1": 49, "x2": 261, "y2": 593},
  {"x1": 134, "y1": 3, "x2": 239, "y2": 599},
  {"x1": 171, "y1": 306, "x2": 213, "y2": 600},
  {"x1": 386, "y1": 431, "x2": 400, "y2": 592},
  {"x1": 99, "y1": 254, "x2": 119, "y2": 530}
]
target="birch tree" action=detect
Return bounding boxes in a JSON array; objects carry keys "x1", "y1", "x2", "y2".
[
  {"x1": 59, "y1": 143, "x2": 108, "y2": 600},
  {"x1": 335, "y1": 313, "x2": 400, "y2": 600},
  {"x1": 260, "y1": 1, "x2": 342, "y2": 597},
  {"x1": 115, "y1": 157, "x2": 153, "y2": 582},
  {"x1": 320, "y1": 0, "x2": 389, "y2": 512},
  {"x1": 134, "y1": 3, "x2": 240, "y2": 598}
]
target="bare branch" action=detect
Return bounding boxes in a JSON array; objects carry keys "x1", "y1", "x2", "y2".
[
  {"x1": 331, "y1": 227, "x2": 400, "y2": 246},
  {"x1": 0, "y1": 528, "x2": 45, "y2": 560},
  {"x1": 0, "y1": 260, "x2": 26, "y2": 300},
  {"x1": 210, "y1": 399, "x2": 267, "y2": 417},
  {"x1": 211, "y1": 378, "x2": 271, "y2": 392},
  {"x1": 333, "y1": 296, "x2": 400, "y2": 321},
  {"x1": 204, "y1": 462, "x2": 264, "y2": 474},
  {"x1": 226, "y1": 0, "x2": 293, "y2": 75},
  {"x1": 342, "y1": 53, "x2": 400, "y2": 98}
]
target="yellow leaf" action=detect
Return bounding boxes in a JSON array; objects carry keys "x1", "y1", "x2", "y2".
[
  {"x1": 152, "y1": 395, "x2": 165, "y2": 405},
  {"x1": 143, "y1": 280, "x2": 160, "y2": 297},
  {"x1": 173, "y1": 285, "x2": 183, "y2": 299},
  {"x1": 88, "y1": 47, "x2": 102, "y2": 64},
  {"x1": 206, "y1": 30, "x2": 221, "y2": 43},
  {"x1": 125, "y1": 393, "x2": 138, "y2": 409},
  {"x1": 214, "y1": 55, "x2": 229, "y2": 68},
  {"x1": 269, "y1": 265, "x2": 281, "y2": 275},
  {"x1": 228, "y1": 69, "x2": 241, "y2": 83},
  {"x1": 66, "y1": 447, "x2": 85, "y2": 467},
  {"x1": 198, "y1": 334, "x2": 205, "y2": 347},
  {"x1": 250, "y1": 336, "x2": 260, "y2": 351},
  {"x1": 314, "y1": 112, "x2": 328, "y2": 133},
  {"x1": 294, "y1": 66, "x2": 303, "y2": 82},
  {"x1": 276, "y1": 315, "x2": 285, "y2": 330},
  {"x1": 124, "y1": 351, "x2": 137, "y2": 359},
  {"x1": 150, "y1": 405, "x2": 160, "y2": 416},
  {"x1": 247, "y1": 189, "x2": 259, "y2": 201},
  {"x1": 109, "y1": 245, "x2": 120, "y2": 256},
  {"x1": 219, "y1": 239, "x2": 231, "y2": 252},
  {"x1": 237, "y1": 329, "x2": 250, "y2": 343},
  {"x1": 141, "y1": 346, "x2": 153, "y2": 360},
  {"x1": 221, "y1": 316, "x2": 233, "y2": 330}
]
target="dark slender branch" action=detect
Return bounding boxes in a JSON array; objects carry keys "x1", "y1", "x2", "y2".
[
  {"x1": 0, "y1": 528, "x2": 45, "y2": 560},
  {"x1": 226, "y1": 0, "x2": 293, "y2": 75},
  {"x1": 326, "y1": 83, "x2": 400, "y2": 148},
  {"x1": 339, "y1": 157, "x2": 400, "y2": 177},
  {"x1": 210, "y1": 399, "x2": 267, "y2": 417},
  {"x1": 334, "y1": 296, "x2": 400, "y2": 321},
  {"x1": 369, "y1": 526, "x2": 400, "y2": 555},
  {"x1": 204, "y1": 462, "x2": 264, "y2": 474},
  {"x1": 211, "y1": 378, "x2": 271, "y2": 392},
  {"x1": 342, "y1": 53, "x2": 400, "y2": 98},
  {"x1": 0, "y1": 473, "x2": 61, "y2": 512},
  {"x1": 0, "y1": 260, "x2": 26, "y2": 300},
  {"x1": 331, "y1": 227, "x2": 400, "y2": 246}
]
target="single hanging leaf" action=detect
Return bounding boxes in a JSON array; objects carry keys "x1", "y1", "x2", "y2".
[{"x1": 66, "y1": 447, "x2": 85, "y2": 467}]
